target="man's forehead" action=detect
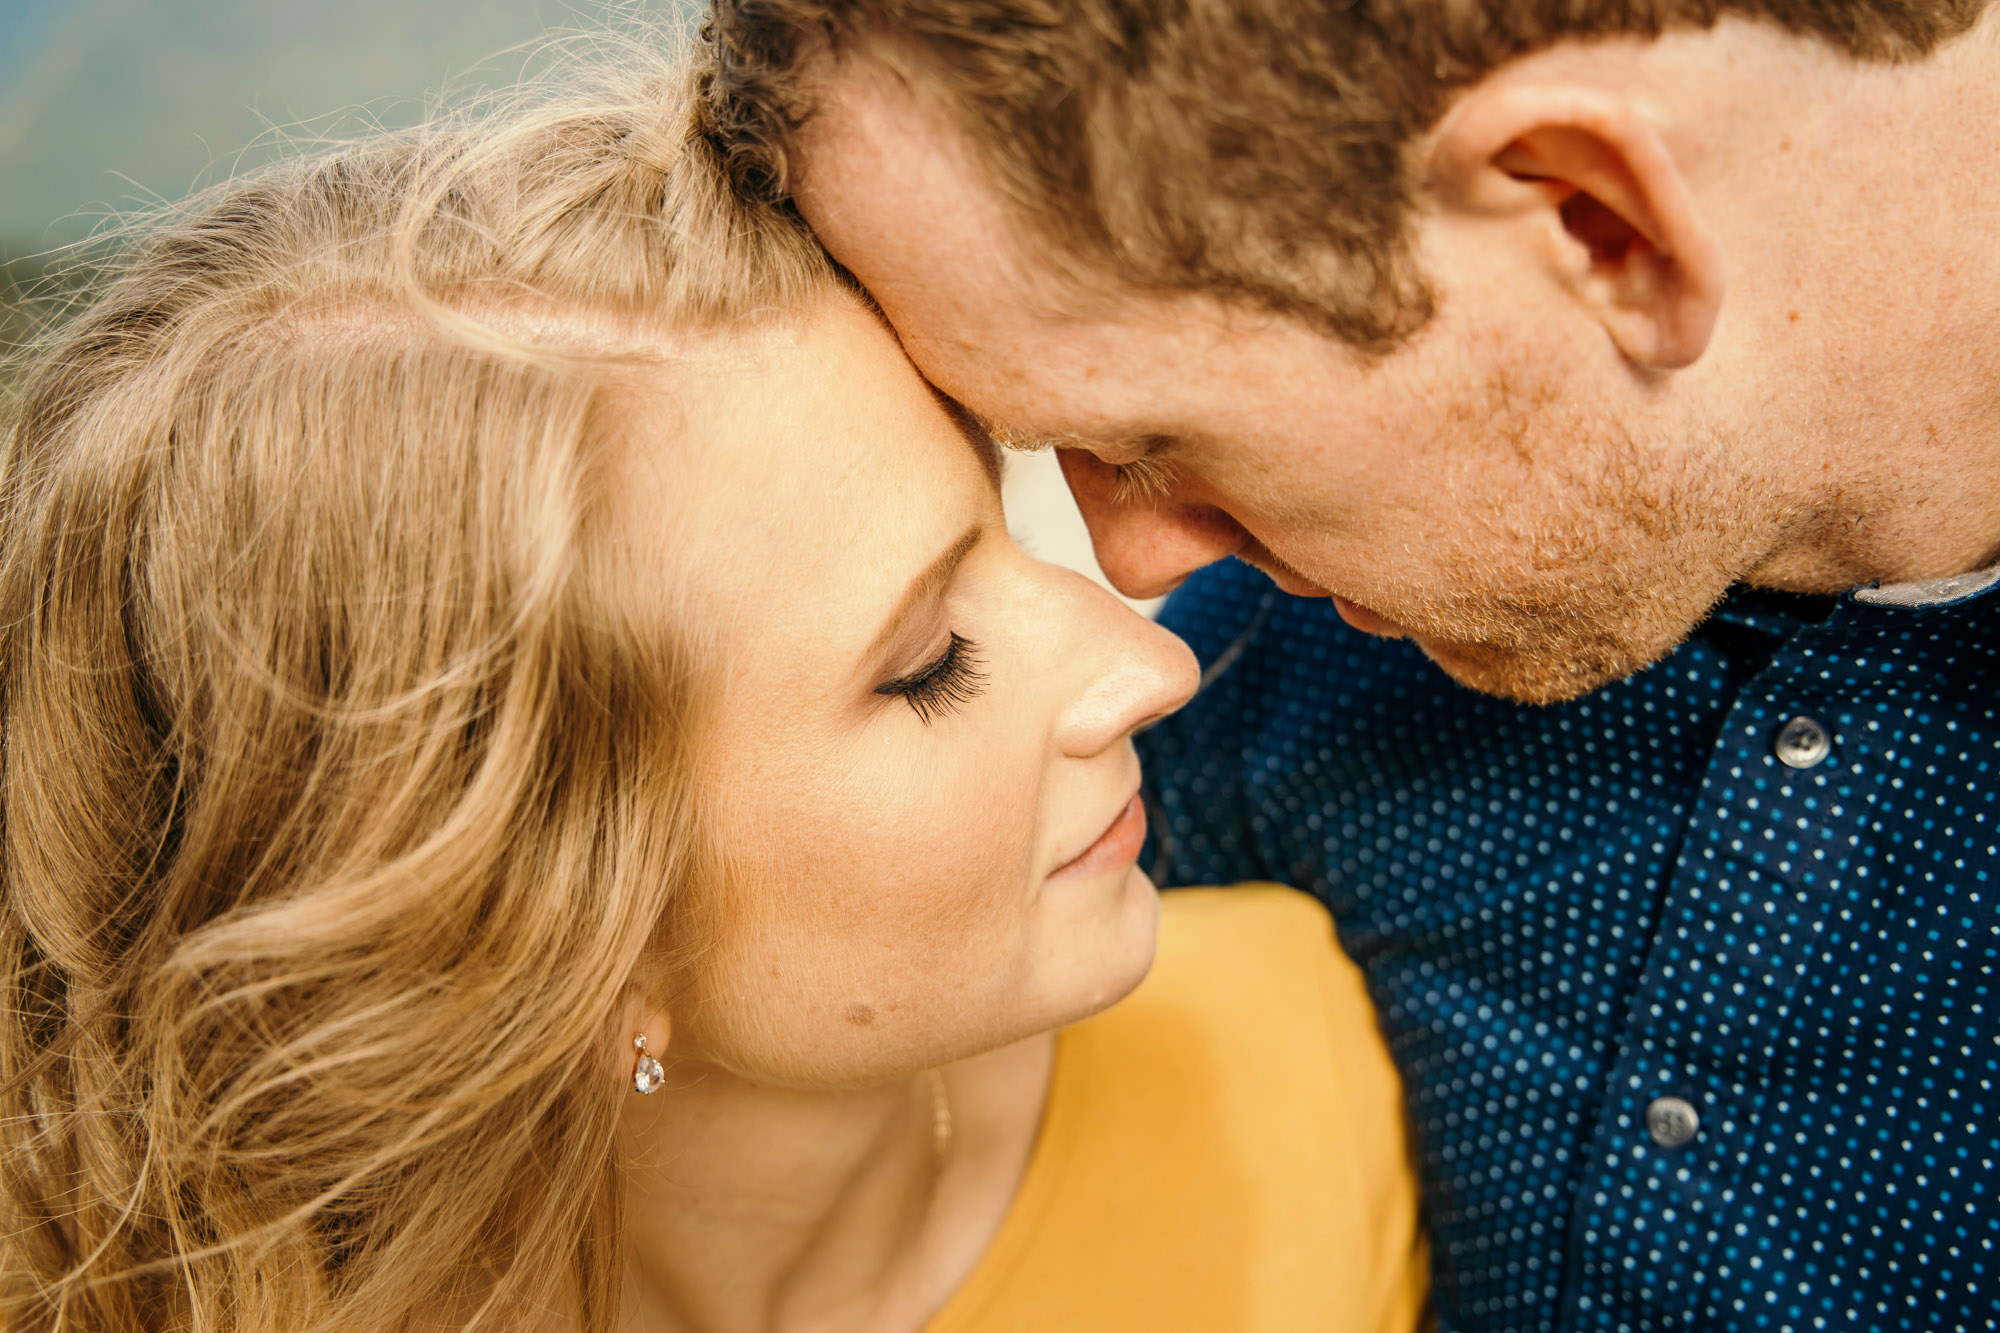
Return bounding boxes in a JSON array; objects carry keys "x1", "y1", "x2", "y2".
[
  {"x1": 791, "y1": 50, "x2": 1381, "y2": 442},
  {"x1": 793, "y1": 52, "x2": 1086, "y2": 330}
]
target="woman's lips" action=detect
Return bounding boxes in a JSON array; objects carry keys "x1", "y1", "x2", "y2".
[{"x1": 1047, "y1": 793, "x2": 1147, "y2": 881}]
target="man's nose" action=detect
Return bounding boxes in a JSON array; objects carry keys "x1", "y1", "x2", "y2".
[{"x1": 1058, "y1": 450, "x2": 1249, "y2": 600}]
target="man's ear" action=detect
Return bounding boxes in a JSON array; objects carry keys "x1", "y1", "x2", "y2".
[{"x1": 1427, "y1": 84, "x2": 1725, "y2": 370}]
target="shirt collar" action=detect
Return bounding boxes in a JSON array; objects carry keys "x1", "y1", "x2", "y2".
[{"x1": 1851, "y1": 562, "x2": 2000, "y2": 610}]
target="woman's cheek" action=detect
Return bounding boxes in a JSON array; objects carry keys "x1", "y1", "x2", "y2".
[
  {"x1": 698, "y1": 773, "x2": 1054, "y2": 1078},
  {"x1": 743, "y1": 777, "x2": 1043, "y2": 1077},
  {"x1": 848, "y1": 740, "x2": 1039, "y2": 910}
]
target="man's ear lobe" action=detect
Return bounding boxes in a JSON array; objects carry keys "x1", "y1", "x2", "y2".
[{"x1": 1427, "y1": 85, "x2": 1725, "y2": 370}]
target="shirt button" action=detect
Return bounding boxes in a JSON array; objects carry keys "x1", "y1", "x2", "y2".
[
  {"x1": 1774, "y1": 715, "x2": 1832, "y2": 769},
  {"x1": 1646, "y1": 1096, "x2": 1700, "y2": 1148}
]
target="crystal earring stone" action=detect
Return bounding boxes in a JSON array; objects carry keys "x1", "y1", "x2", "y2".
[{"x1": 632, "y1": 1034, "x2": 664, "y2": 1095}]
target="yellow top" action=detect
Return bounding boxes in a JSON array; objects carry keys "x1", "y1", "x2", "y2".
[{"x1": 926, "y1": 885, "x2": 1429, "y2": 1333}]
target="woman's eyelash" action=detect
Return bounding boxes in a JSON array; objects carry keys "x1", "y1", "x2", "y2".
[{"x1": 876, "y1": 633, "x2": 987, "y2": 725}]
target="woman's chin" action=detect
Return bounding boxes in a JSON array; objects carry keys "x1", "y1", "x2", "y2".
[{"x1": 1038, "y1": 863, "x2": 1162, "y2": 1021}]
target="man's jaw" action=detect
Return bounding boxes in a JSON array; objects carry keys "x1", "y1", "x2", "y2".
[{"x1": 1237, "y1": 543, "x2": 1412, "y2": 640}]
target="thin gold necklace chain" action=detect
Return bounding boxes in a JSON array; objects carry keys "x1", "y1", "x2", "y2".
[{"x1": 926, "y1": 1068, "x2": 953, "y2": 1165}]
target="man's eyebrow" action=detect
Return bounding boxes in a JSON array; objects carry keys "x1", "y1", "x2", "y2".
[
  {"x1": 963, "y1": 407, "x2": 1062, "y2": 454},
  {"x1": 867, "y1": 523, "x2": 984, "y2": 663},
  {"x1": 959, "y1": 407, "x2": 1161, "y2": 460}
]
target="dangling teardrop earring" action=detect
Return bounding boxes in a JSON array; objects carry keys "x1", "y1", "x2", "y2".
[{"x1": 632, "y1": 1034, "x2": 664, "y2": 1095}]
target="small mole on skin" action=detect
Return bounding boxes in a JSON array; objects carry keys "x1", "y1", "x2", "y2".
[
  {"x1": 846, "y1": 1002, "x2": 877, "y2": 1027},
  {"x1": 1788, "y1": 311, "x2": 1800, "y2": 323},
  {"x1": 1780, "y1": 138, "x2": 1792, "y2": 152}
]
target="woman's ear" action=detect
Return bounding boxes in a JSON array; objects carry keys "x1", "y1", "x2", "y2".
[{"x1": 1426, "y1": 84, "x2": 1725, "y2": 370}]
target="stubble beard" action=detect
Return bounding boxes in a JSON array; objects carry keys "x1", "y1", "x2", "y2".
[{"x1": 1343, "y1": 359, "x2": 1776, "y2": 707}]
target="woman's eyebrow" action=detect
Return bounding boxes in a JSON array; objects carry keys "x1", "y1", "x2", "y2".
[
  {"x1": 930, "y1": 390, "x2": 1003, "y2": 484},
  {"x1": 866, "y1": 523, "x2": 984, "y2": 662}
]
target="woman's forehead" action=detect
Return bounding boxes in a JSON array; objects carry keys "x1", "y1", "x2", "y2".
[{"x1": 602, "y1": 300, "x2": 994, "y2": 651}]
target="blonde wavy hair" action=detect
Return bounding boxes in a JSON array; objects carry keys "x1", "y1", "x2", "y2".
[{"x1": 0, "y1": 33, "x2": 838, "y2": 1333}]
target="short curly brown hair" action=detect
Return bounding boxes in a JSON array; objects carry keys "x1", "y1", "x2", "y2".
[{"x1": 703, "y1": 0, "x2": 1990, "y2": 352}]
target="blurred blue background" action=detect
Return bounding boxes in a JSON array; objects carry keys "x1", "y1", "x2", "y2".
[{"x1": 0, "y1": 0, "x2": 692, "y2": 265}]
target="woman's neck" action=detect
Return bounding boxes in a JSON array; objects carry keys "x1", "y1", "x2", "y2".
[{"x1": 617, "y1": 1033, "x2": 1054, "y2": 1333}]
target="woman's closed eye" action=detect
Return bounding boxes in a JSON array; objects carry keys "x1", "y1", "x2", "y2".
[{"x1": 876, "y1": 633, "x2": 987, "y2": 724}]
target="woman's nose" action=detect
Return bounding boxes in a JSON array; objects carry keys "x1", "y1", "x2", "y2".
[
  {"x1": 1055, "y1": 608, "x2": 1201, "y2": 760},
  {"x1": 1059, "y1": 450, "x2": 1249, "y2": 601}
]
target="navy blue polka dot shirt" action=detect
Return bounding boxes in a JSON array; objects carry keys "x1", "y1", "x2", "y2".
[{"x1": 1138, "y1": 557, "x2": 1999, "y2": 1332}]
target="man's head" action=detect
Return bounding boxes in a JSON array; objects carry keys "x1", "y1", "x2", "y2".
[{"x1": 701, "y1": 1, "x2": 2000, "y2": 702}]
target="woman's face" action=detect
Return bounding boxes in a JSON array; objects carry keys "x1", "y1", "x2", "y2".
[{"x1": 610, "y1": 298, "x2": 1198, "y2": 1087}]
